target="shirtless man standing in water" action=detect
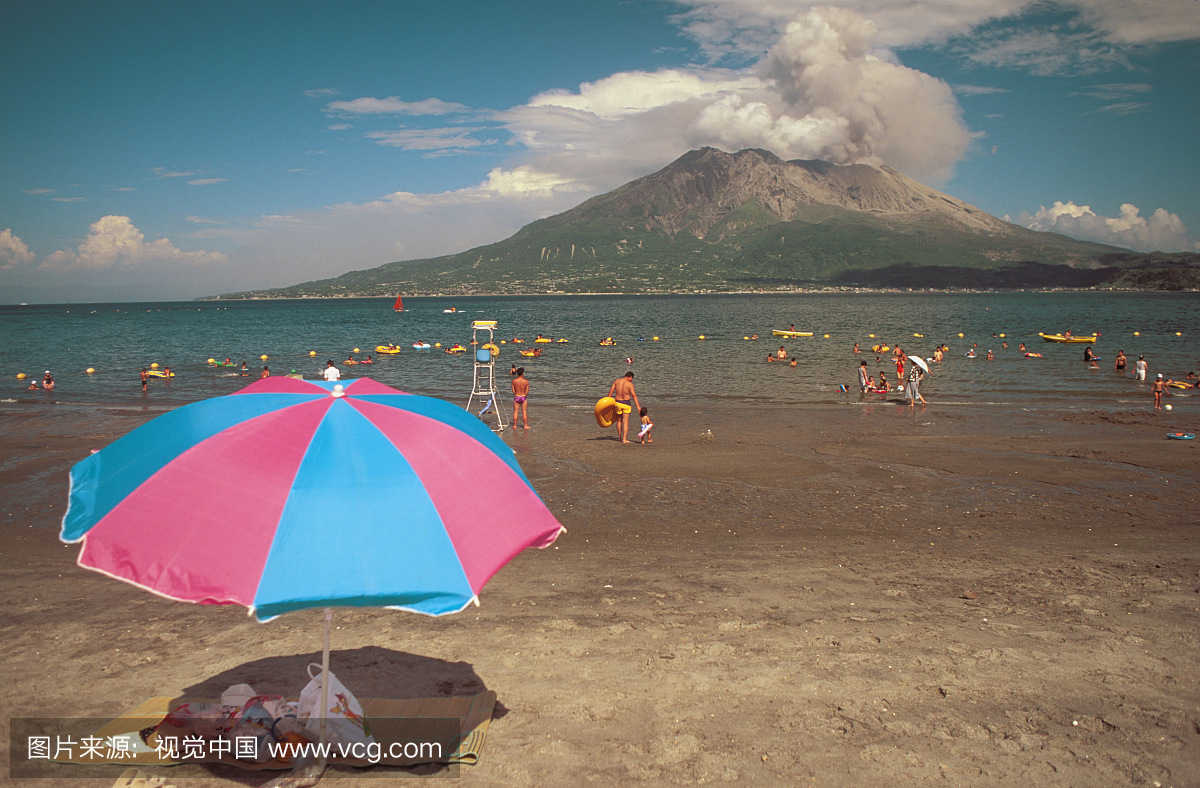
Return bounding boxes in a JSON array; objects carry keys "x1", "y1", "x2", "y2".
[
  {"x1": 511, "y1": 367, "x2": 530, "y2": 429},
  {"x1": 608, "y1": 371, "x2": 641, "y2": 444}
]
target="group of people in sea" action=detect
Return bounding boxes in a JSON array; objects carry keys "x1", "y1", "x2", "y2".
[
  {"x1": 766, "y1": 345, "x2": 799, "y2": 367},
  {"x1": 1104, "y1": 347, "x2": 1198, "y2": 410},
  {"x1": 25, "y1": 370, "x2": 54, "y2": 391},
  {"x1": 855, "y1": 344, "x2": 927, "y2": 406},
  {"x1": 847, "y1": 331, "x2": 1197, "y2": 411}
]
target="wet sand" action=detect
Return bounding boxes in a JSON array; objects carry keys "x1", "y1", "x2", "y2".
[{"x1": 2, "y1": 399, "x2": 1198, "y2": 786}]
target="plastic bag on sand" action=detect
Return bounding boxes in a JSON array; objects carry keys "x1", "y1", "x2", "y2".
[{"x1": 297, "y1": 663, "x2": 375, "y2": 746}]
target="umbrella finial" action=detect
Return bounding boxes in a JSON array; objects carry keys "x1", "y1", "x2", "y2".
[{"x1": 331, "y1": 384, "x2": 345, "y2": 398}]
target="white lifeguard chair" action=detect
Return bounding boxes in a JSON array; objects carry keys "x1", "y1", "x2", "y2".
[{"x1": 466, "y1": 320, "x2": 505, "y2": 432}]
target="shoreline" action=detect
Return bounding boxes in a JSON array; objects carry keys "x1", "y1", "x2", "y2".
[
  {"x1": 200, "y1": 287, "x2": 1199, "y2": 302},
  {"x1": 5, "y1": 288, "x2": 1196, "y2": 308},
  {"x1": 2, "y1": 402, "x2": 1198, "y2": 785}
]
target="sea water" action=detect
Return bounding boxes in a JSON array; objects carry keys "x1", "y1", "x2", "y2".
[{"x1": 2, "y1": 292, "x2": 1197, "y2": 412}]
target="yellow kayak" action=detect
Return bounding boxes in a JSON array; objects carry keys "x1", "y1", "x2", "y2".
[
  {"x1": 1039, "y1": 333, "x2": 1097, "y2": 343},
  {"x1": 772, "y1": 329, "x2": 813, "y2": 338}
]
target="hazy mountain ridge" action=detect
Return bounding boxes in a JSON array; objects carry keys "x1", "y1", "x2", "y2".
[{"x1": 210, "y1": 148, "x2": 1198, "y2": 298}]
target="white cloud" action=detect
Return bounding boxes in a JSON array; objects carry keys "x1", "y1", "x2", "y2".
[
  {"x1": 188, "y1": 178, "x2": 228, "y2": 186},
  {"x1": 953, "y1": 84, "x2": 1011, "y2": 96},
  {"x1": 325, "y1": 96, "x2": 470, "y2": 115},
  {"x1": 477, "y1": 166, "x2": 588, "y2": 197},
  {"x1": 39, "y1": 215, "x2": 228, "y2": 271},
  {"x1": 149, "y1": 167, "x2": 200, "y2": 179},
  {"x1": 1072, "y1": 0, "x2": 1200, "y2": 45},
  {"x1": 1012, "y1": 200, "x2": 1192, "y2": 252},
  {"x1": 364, "y1": 127, "x2": 492, "y2": 151},
  {"x1": 305, "y1": 87, "x2": 339, "y2": 98},
  {"x1": 0, "y1": 229, "x2": 36, "y2": 269},
  {"x1": 51, "y1": 196, "x2": 89, "y2": 203},
  {"x1": 673, "y1": 1, "x2": 1200, "y2": 75},
  {"x1": 24, "y1": 187, "x2": 55, "y2": 195},
  {"x1": 498, "y1": 8, "x2": 970, "y2": 184},
  {"x1": 528, "y1": 69, "x2": 761, "y2": 120}
]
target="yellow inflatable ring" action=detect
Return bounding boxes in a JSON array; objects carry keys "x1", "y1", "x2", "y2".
[
  {"x1": 594, "y1": 396, "x2": 630, "y2": 427},
  {"x1": 375, "y1": 345, "x2": 402, "y2": 354}
]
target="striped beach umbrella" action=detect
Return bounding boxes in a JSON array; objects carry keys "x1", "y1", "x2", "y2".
[{"x1": 60, "y1": 376, "x2": 564, "y2": 622}]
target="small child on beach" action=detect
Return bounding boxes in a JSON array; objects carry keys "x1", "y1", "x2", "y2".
[
  {"x1": 1152, "y1": 374, "x2": 1168, "y2": 410},
  {"x1": 638, "y1": 407, "x2": 653, "y2": 443}
]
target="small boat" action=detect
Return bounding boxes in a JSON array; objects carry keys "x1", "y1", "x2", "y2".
[
  {"x1": 772, "y1": 329, "x2": 814, "y2": 338},
  {"x1": 442, "y1": 307, "x2": 457, "y2": 313},
  {"x1": 392, "y1": 295, "x2": 404, "y2": 312},
  {"x1": 1039, "y1": 333, "x2": 1097, "y2": 344}
]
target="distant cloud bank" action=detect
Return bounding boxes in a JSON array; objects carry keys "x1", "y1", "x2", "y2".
[
  {"x1": 1010, "y1": 201, "x2": 1195, "y2": 252},
  {"x1": 38, "y1": 216, "x2": 227, "y2": 271},
  {"x1": 0, "y1": 229, "x2": 36, "y2": 269}
]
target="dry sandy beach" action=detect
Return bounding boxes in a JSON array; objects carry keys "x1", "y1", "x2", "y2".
[{"x1": 2, "y1": 398, "x2": 1198, "y2": 786}]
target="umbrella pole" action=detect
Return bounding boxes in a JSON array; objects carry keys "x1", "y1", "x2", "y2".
[{"x1": 319, "y1": 608, "x2": 331, "y2": 754}]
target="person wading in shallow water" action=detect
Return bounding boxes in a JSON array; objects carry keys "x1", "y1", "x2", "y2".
[{"x1": 511, "y1": 367, "x2": 530, "y2": 430}]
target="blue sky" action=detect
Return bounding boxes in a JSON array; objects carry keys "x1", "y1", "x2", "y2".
[{"x1": 2, "y1": 0, "x2": 1198, "y2": 302}]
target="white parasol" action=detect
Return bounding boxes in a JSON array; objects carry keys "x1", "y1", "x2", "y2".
[{"x1": 908, "y1": 355, "x2": 930, "y2": 373}]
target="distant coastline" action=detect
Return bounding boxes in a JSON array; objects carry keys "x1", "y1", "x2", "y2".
[{"x1": 196, "y1": 284, "x2": 1199, "y2": 302}]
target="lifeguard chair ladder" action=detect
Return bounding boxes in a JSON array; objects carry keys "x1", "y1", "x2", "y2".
[{"x1": 466, "y1": 320, "x2": 505, "y2": 432}]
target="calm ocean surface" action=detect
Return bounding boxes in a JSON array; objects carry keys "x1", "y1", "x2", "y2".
[{"x1": 2, "y1": 293, "x2": 1197, "y2": 413}]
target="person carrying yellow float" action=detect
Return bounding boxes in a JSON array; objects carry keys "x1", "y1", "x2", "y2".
[{"x1": 604, "y1": 371, "x2": 641, "y2": 444}]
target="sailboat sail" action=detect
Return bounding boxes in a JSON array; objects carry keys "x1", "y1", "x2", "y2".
[{"x1": 393, "y1": 295, "x2": 403, "y2": 312}]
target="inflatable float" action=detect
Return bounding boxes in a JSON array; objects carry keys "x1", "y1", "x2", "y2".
[
  {"x1": 411, "y1": 342, "x2": 431, "y2": 350},
  {"x1": 1039, "y1": 333, "x2": 1097, "y2": 343},
  {"x1": 594, "y1": 396, "x2": 632, "y2": 427},
  {"x1": 772, "y1": 329, "x2": 814, "y2": 338},
  {"x1": 375, "y1": 345, "x2": 401, "y2": 354},
  {"x1": 1166, "y1": 432, "x2": 1194, "y2": 440},
  {"x1": 445, "y1": 345, "x2": 466, "y2": 354},
  {"x1": 146, "y1": 370, "x2": 175, "y2": 378},
  {"x1": 599, "y1": 338, "x2": 616, "y2": 346}
]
